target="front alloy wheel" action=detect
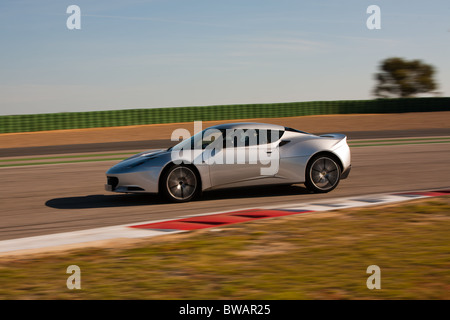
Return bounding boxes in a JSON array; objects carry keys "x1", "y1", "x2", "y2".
[{"x1": 162, "y1": 165, "x2": 198, "y2": 202}]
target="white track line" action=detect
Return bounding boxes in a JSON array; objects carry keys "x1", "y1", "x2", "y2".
[
  {"x1": 0, "y1": 190, "x2": 443, "y2": 254},
  {"x1": 0, "y1": 226, "x2": 174, "y2": 254}
]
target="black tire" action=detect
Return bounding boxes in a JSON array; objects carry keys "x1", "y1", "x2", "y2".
[
  {"x1": 305, "y1": 154, "x2": 341, "y2": 193},
  {"x1": 160, "y1": 165, "x2": 200, "y2": 202}
]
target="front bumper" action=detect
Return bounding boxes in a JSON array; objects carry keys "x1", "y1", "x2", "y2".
[
  {"x1": 105, "y1": 167, "x2": 162, "y2": 193},
  {"x1": 104, "y1": 182, "x2": 146, "y2": 193}
]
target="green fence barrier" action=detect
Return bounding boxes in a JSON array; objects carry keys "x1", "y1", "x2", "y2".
[{"x1": 0, "y1": 97, "x2": 449, "y2": 134}]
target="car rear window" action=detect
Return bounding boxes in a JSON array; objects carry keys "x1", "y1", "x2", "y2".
[{"x1": 284, "y1": 127, "x2": 309, "y2": 134}]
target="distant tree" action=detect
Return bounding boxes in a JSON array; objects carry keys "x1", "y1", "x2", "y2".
[{"x1": 373, "y1": 57, "x2": 438, "y2": 98}]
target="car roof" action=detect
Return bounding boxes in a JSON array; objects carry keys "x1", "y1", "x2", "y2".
[{"x1": 208, "y1": 122, "x2": 285, "y2": 131}]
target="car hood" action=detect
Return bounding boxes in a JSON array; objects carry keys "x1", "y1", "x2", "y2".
[
  {"x1": 122, "y1": 149, "x2": 168, "y2": 161},
  {"x1": 106, "y1": 149, "x2": 170, "y2": 174}
]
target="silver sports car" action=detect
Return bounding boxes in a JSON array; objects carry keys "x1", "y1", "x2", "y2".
[{"x1": 105, "y1": 122, "x2": 351, "y2": 202}]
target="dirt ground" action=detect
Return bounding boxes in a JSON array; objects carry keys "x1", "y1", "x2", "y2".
[{"x1": 1, "y1": 111, "x2": 449, "y2": 148}]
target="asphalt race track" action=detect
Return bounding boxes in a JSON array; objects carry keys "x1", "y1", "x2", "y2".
[{"x1": 1, "y1": 139, "x2": 449, "y2": 242}]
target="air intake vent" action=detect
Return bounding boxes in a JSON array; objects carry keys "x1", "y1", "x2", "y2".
[{"x1": 107, "y1": 176, "x2": 119, "y2": 190}]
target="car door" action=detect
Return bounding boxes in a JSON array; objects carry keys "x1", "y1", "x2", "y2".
[{"x1": 207, "y1": 128, "x2": 281, "y2": 188}]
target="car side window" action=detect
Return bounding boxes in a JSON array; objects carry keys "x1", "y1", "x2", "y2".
[
  {"x1": 258, "y1": 130, "x2": 284, "y2": 145},
  {"x1": 276, "y1": 130, "x2": 285, "y2": 141},
  {"x1": 222, "y1": 129, "x2": 284, "y2": 148},
  {"x1": 223, "y1": 129, "x2": 258, "y2": 148}
]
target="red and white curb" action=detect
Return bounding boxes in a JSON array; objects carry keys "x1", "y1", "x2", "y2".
[{"x1": 0, "y1": 189, "x2": 449, "y2": 254}]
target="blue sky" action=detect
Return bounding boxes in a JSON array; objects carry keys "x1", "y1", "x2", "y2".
[{"x1": 0, "y1": 0, "x2": 449, "y2": 115}]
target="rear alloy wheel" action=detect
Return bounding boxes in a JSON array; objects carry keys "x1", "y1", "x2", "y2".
[
  {"x1": 162, "y1": 165, "x2": 199, "y2": 202},
  {"x1": 305, "y1": 155, "x2": 341, "y2": 193}
]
